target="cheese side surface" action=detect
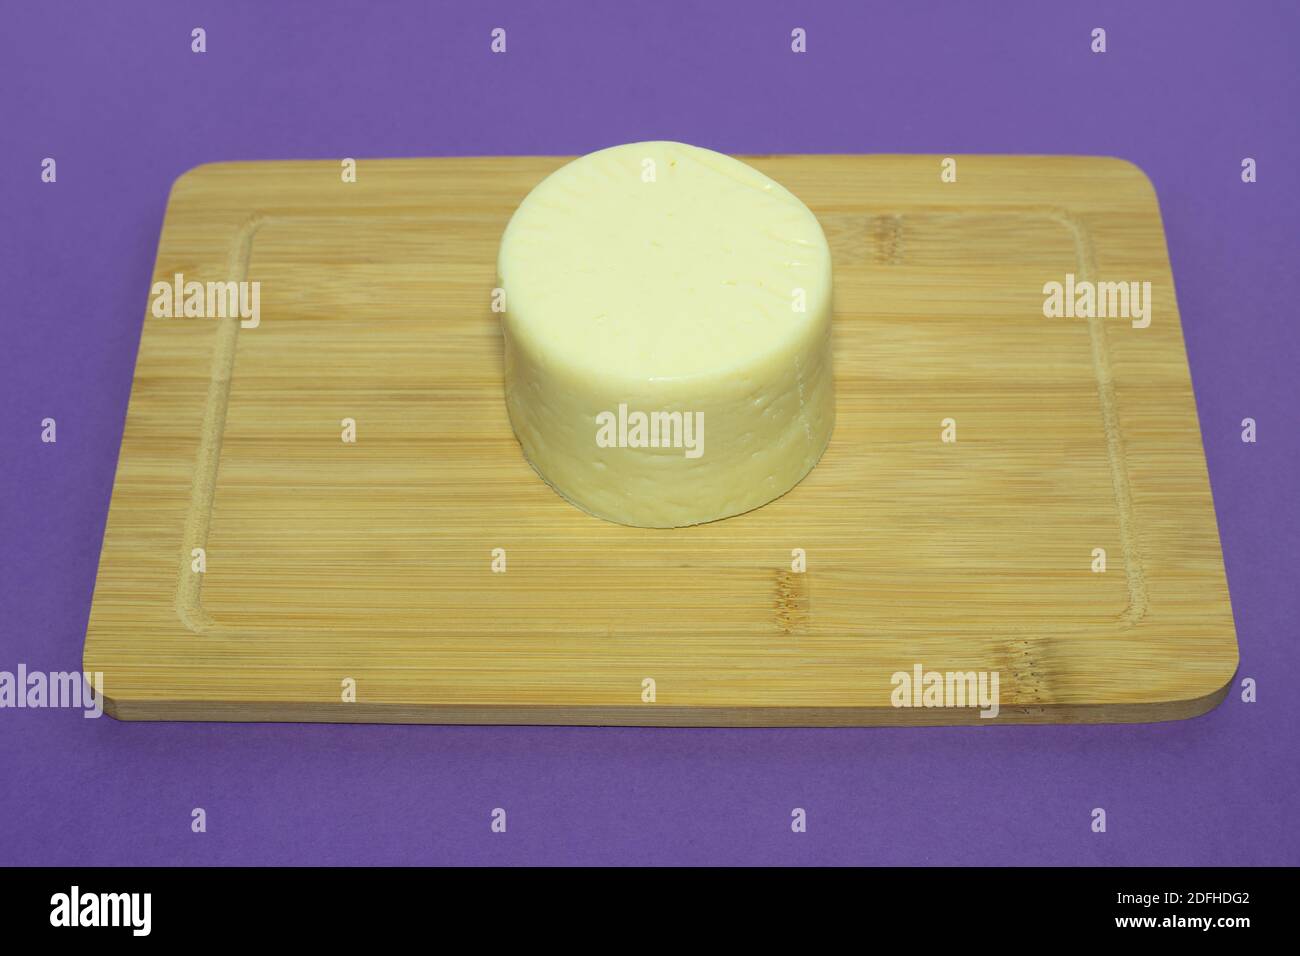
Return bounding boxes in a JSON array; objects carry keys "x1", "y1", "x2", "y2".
[{"x1": 497, "y1": 141, "x2": 834, "y2": 528}]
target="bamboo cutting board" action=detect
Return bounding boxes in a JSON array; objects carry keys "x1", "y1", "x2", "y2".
[{"x1": 83, "y1": 154, "x2": 1238, "y2": 725}]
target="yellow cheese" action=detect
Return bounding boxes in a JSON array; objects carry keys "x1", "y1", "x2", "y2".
[{"x1": 498, "y1": 141, "x2": 834, "y2": 527}]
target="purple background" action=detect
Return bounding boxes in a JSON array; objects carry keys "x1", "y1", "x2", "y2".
[{"x1": 2, "y1": 0, "x2": 1296, "y2": 866}]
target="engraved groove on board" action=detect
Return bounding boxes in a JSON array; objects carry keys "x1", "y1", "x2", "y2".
[
  {"x1": 174, "y1": 214, "x2": 265, "y2": 635},
  {"x1": 1049, "y1": 207, "x2": 1149, "y2": 627},
  {"x1": 174, "y1": 206, "x2": 1149, "y2": 639}
]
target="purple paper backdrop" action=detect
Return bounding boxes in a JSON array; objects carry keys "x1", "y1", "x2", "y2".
[{"x1": 1, "y1": 0, "x2": 1296, "y2": 866}]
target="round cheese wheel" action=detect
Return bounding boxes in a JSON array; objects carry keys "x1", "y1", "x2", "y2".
[{"x1": 498, "y1": 141, "x2": 834, "y2": 527}]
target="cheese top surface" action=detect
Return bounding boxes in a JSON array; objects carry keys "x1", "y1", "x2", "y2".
[{"x1": 498, "y1": 141, "x2": 832, "y2": 383}]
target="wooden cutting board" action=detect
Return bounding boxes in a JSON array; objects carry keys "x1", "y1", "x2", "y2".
[{"x1": 83, "y1": 154, "x2": 1238, "y2": 725}]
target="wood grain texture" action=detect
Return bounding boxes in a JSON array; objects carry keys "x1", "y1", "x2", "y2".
[{"x1": 82, "y1": 154, "x2": 1238, "y2": 725}]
